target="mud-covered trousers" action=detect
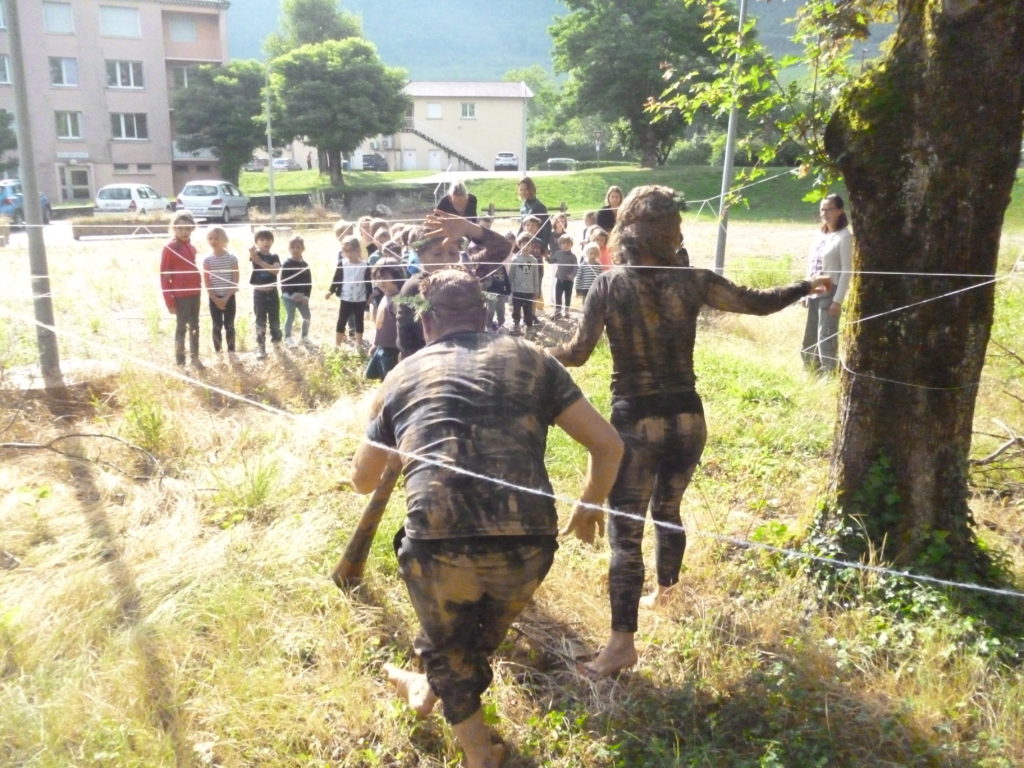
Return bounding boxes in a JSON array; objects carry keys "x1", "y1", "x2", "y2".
[
  {"x1": 608, "y1": 411, "x2": 707, "y2": 633},
  {"x1": 395, "y1": 532, "x2": 556, "y2": 725}
]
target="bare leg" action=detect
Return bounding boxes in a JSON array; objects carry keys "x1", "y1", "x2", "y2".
[
  {"x1": 451, "y1": 709, "x2": 507, "y2": 768},
  {"x1": 383, "y1": 663, "x2": 437, "y2": 718},
  {"x1": 584, "y1": 630, "x2": 638, "y2": 678},
  {"x1": 335, "y1": 332, "x2": 345, "y2": 347}
]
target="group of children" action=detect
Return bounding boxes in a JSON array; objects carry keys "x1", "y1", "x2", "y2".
[
  {"x1": 159, "y1": 211, "x2": 321, "y2": 364},
  {"x1": 157, "y1": 195, "x2": 615, "y2": 368}
]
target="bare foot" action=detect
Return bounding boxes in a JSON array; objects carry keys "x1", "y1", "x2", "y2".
[
  {"x1": 583, "y1": 631, "x2": 638, "y2": 678},
  {"x1": 452, "y1": 710, "x2": 507, "y2": 768},
  {"x1": 383, "y1": 663, "x2": 437, "y2": 717},
  {"x1": 639, "y1": 584, "x2": 679, "y2": 609}
]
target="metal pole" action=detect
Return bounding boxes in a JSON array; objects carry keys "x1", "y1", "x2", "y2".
[
  {"x1": 265, "y1": 64, "x2": 276, "y2": 225},
  {"x1": 713, "y1": 0, "x2": 749, "y2": 275},
  {"x1": 6, "y1": 0, "x2": 63, "y2": 388}
]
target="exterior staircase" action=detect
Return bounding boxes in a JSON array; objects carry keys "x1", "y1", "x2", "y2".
[{"x1": 400, "y1": 123, "x2": 488, "y2": 172}]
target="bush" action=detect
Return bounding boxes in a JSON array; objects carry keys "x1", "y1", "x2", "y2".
[{"x1": 670, "y1": 137, "x2": 714, "y2": 165}]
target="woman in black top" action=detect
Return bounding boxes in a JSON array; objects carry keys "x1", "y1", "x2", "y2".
[{"x1": 434, "y1": 181, "x2": 478, "y2": 222}]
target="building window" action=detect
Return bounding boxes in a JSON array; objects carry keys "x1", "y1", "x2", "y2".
[
  {"x1": 43, "y1": 2, "x2": 74, "y2": 34},
  {"x1": 49, "y1": 57, "x2": 79, "y2": 87},
  {"x1": 171, "y1": 66, "x2": 195, "y2": 89},
  {"x1": 113, "y1": 163, "x2": 130, "y2": 173},
  {"x1": 426, "y1": 102, "x2": 442, "y2": 119},
  {"x1": 136, "y1": 163, "x2": 152, "y2": 172},
  {"x1": 100, "y1": 6, "x2": 140, "y2": 37},
  {"x1": 106, "y1": 60, "x2": 144, "y2": 88},
  {"x1": 111, "y1": 112, "x2": 148, "y2": 140},
  {"x1": 196, "y1": 164, "x2": 211, "y2": 172},
  {"x1": 55, "y1": 111, "x2": 83, "y2": 139},
  {"x1": 461, "y1": 102, "x2": 476, "y2": 119},
  {"x1": 168, "y1": 14, "x2": 197, "y2": 43},
  {"x1": 0, "y1": 55, "x2": 10, "y2": 85}
]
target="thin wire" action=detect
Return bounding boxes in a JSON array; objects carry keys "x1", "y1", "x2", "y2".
[{"x1": 3, "y1": 305, "x2": 1022, "y2": 601}]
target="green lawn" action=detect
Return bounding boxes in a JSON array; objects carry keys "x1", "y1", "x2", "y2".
[{"x1": 237, "y1": 164, "x2": 1024, "y2": 229}]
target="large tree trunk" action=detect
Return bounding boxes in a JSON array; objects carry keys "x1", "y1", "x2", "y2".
[
  {"x1": 327, "y1": 148, "x2": 345, "y2": 186},
  {"x1": 816, "y1": 0, "x2": 1024, "y2": 578}
]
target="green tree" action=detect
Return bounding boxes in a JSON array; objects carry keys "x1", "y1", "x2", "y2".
[
  {"x1": 271, "y1": 39, "x2": 408, "y2": 185},
  {"x1": 264, "y1": 0, "x2": 362, "y2": 57},
  {"x1": 550, "y1": 0, "x2": 716, "y2": 166},
  {"x1": 171, "y1": 60, "x2": 266, "y2": 185},
  {"x1": 658, "y1": 0, "x2": 1024, "y2": 580},
  {"x1": 0, "y1": 110, "x2": 17, "y2": 172}
]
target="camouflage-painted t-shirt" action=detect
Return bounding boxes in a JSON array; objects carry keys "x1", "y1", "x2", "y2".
[
  {"x1": 367, "y1": 331, "x2": 583, "y2": 540},
  {"x1": 555, "y1": 266, "x2": 810, "y2": 402}
]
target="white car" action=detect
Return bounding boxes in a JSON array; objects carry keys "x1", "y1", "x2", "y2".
[
  {"x1": 94, "y1": 183, "x2": 172, "y2": 215},
  {"x1": 494, "y1": 151, "x2": 519, "y2": 171},
  {"x1": 175, "y1": 180, "x2": 250, "y2": 223},
  {"x1": 271, "y1": 157, "x2": 302, "y2": 172}
]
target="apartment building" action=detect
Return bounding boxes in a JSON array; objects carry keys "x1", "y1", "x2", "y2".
[
  {"x1": 0, "y1": 0, "x2": 229, "y2": 204},
  {"x1": 362, "y1": 81, "x2": 533, "y2": 173}
]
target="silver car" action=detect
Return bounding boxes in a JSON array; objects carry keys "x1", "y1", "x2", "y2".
[
  {"x1": 95, "y1": 183, "x2": 172, "y2": 215},
  {"x1": 175, "y1": 180, "x2": 249, "y2": 223}
]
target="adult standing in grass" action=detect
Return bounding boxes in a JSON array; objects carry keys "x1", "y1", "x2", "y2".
[
  {"x1": 351, "y1": 268, "x2": 622, "y2": 768},
  {"x1": 596, "y1": 185, "x2": 624, "y2": 235},
  {"x1": 396, "y1": 213, "x2": 511, "y2": 358},
  {"x1": 159, "y1": 211, "x2": 202, "y2": 366},
  {"x1": 434, "y1": 181, "x2": 478, "y2": 222},
  {"x1": 802, "y1": 193, "x2": 853, "y2": 374},
  {"x1": 553, "y1": 185, "x2": 833, "y2": 678},
  {"x1": 516, "y1": 177, "x2": 551, "y2": 248}
]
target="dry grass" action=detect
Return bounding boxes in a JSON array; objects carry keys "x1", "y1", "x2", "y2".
[{"x1": 0, "y1": 220, "x2": 1022, "y2": 767}]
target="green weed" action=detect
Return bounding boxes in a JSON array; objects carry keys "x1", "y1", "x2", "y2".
[{"x1": 209, "y1": 457, "x2": 280, "y2": 527}]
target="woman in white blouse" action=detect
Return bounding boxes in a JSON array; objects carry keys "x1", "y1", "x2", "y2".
[{"x1": 802, "y1": 193, "x2": 853, "y2": 373}]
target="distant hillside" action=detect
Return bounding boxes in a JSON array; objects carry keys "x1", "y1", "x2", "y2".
[{"x1": 228, "y1": 0, "x2": 891, "y2": 78}]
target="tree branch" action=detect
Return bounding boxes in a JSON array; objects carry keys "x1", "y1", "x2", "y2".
[{"x1": 0, "y1": 432, "x2": 161, "y2": 479}]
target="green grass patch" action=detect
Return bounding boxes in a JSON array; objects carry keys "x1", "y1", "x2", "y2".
[{"x1": 239, "y1": 169, "x2": 425, "y2": 196}]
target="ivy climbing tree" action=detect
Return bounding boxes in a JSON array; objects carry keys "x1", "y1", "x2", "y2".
[{"x1": 658, "y1": 0, "x2": 1024, "y2": 580}]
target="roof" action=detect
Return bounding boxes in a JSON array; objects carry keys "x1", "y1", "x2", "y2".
[{"x1": 404, "y1": 81, "x2": 534, "y2": 100}]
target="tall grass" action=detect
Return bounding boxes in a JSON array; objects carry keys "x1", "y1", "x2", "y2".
[{"x1": 0, "y1": 219, "x2": 1022, "y2": 767}]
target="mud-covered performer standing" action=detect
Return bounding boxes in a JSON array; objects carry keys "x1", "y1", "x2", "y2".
[
  {"x1": 553, "y1": 185, "x2": 833, "y2": 678},
  {"x1": 351, "y1": 269, "x2": 622, "y2": 768}
]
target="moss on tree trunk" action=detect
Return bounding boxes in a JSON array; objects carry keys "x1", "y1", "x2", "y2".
[{"x1": 815, "y1": 0, "x2": 1024, "y2": 578}]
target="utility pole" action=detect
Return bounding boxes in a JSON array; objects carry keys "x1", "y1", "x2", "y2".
[
  {"x1": 7, "y1": 0, "x2": 63, "y2": 389},
  {"x1": 265, "y1": 63, "x2": 276, "y2": 225},
  {"x1": 713, "y1": 0, "x2": 749, "y2": 275}
]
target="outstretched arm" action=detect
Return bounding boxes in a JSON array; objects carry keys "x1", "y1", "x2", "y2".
[{"x1": 551, "y1": 281, "x2": 605, "y2": 367}]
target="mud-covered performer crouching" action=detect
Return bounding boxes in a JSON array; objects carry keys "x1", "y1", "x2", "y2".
[
  {"x1": 553, "y1": 185, "x2": 833, "y2": 679},
  {"x1": 351, "y1": 269, "x2": 622, "y2": 768}
]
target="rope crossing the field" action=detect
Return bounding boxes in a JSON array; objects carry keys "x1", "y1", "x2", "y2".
[{"x1": 1, "y1": 304, "x2": 1022, "y2": 602}]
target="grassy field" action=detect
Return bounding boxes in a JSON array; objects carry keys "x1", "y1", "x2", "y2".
[
  {"x1": 0, "y1": 194, "x2": 1023, "y2": 766},
  {"x1": 238, "y1": 164, "x2": 1024, "y2": 228}
]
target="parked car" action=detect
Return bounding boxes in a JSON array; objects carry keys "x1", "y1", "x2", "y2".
[
  {"x1": 243, "y1": 157, "x2": 268, "y2": 172},
  {"x1": 95, "y1": 183, "x2": 172, "y2": 215},
  {"x1": 271, "y1": 157, "x2": 302, "y2": 172},
  {"x1": 175, "y1": 180, "x2": 249, "y2": 223},
  {"x1": 494, "y1": 151, "x2": 519, "y2": 171},
  {"x1": 361, "y1": 153, "x2": 389, "y2": 171},
  {"x1": 0, "y1": 179, "x2": 51, "y2": 225}
]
